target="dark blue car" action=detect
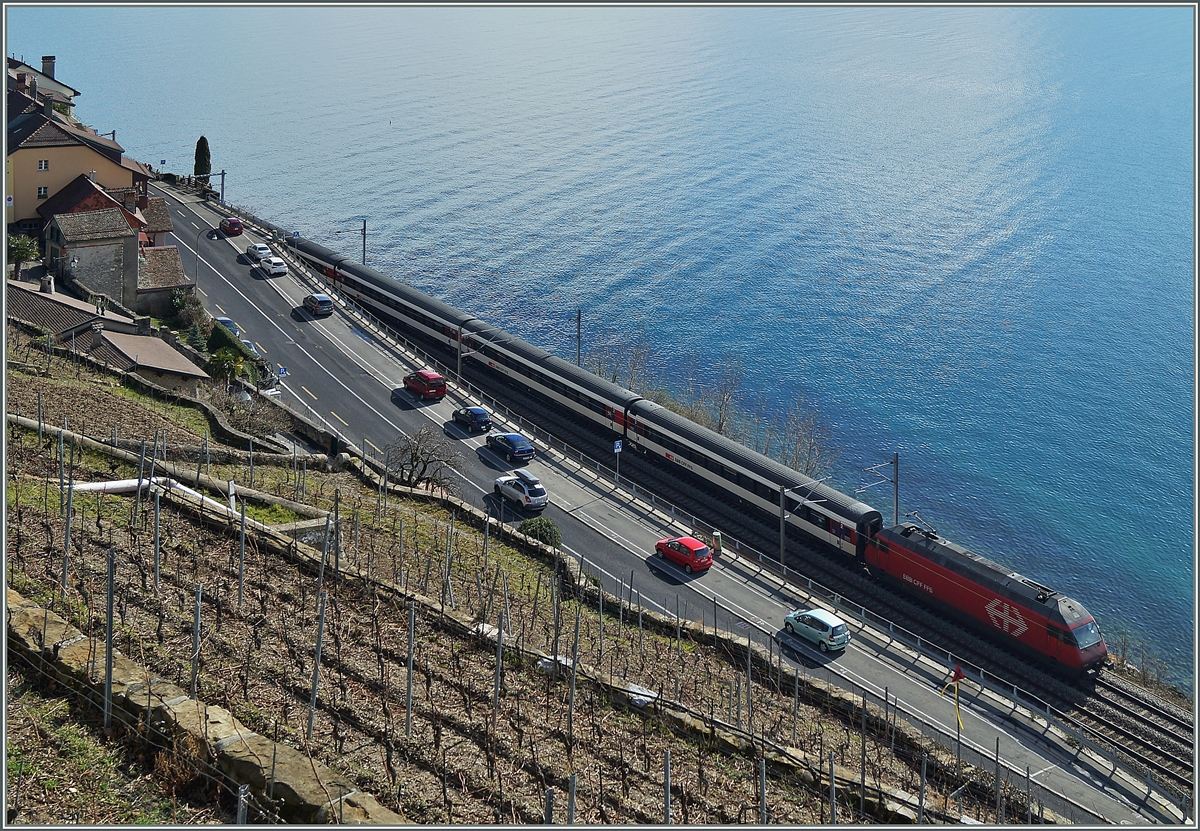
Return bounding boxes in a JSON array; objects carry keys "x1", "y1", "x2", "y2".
[
  {"x1": 452, "y1": 406, "x2": 493, "y2": 433},
  {"x1": 487, "y1": 431, "x2": 535, "y2": 463}
]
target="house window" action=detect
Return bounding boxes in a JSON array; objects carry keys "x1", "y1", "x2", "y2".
[
  {"x1": 38, "y1": 160, "x2": 49, "y2": 171},
  {"x1": 37, "y1": 187, "x2": 48, "y2": 199}
]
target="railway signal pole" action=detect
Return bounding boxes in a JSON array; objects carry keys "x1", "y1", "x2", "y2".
[
  {"x1": 858, "y1": 451, "x2": 899, "y2": 526},
  {"x1": 780, "y1": 479, "x2": 828, "y2": 570}
]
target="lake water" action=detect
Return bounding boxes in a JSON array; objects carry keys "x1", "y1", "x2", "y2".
[{"x1": 6, "y1": 6, "x2": 1194, "y2": 691}]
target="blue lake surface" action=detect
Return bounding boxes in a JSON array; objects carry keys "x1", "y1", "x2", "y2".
[{"x1": 6, "y1": 6, "x2": 1194, "y2": 690}]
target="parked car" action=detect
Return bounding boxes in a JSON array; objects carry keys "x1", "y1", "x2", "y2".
[
  {"x1": 494, "y1": 469, "x2": 548, "y2": 512},
  {"x1": 245, "y1": 243, "x2": 271, "y2": 261},
  {"x1": 654, "y1": 536, "x2": 713, "y2": 574},
  {"x1": 219, "y1": 217, "x2": 244, "y2": 236},
  {"x1": 302, "y1": 293, "x2": 334, "y2": 316},
  {"x1": 214, "y1": 316, "x2": 241, "y2": 338},
  {"x1": 260, "y1": 256, "x2": 288, "y2": 276},
  {"x1": 486, "y1": 431, "x2": 535, "y2": 463},
  {"x1": 240, "y1": 339, "x2": 260, "y2": 358},
  {"x1": 404, "y1": 369, "x2": 448, "y2": 400},
  {"x1": 452, "y1": 406, "x2": 493, "y2": 432},
  {"x1": 783, "y1": 608, "x2": 851, "y2": 653}
]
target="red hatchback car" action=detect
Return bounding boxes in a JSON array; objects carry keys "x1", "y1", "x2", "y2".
[
  {"x1": 219, "y1": 217, "x2": 244, "y2": 236},
  {"x1": 404, "y1": 369, "x2": 448, "y2": 400},
  {"x1": 654, "y1": 536, "x2": 713, "y2": 574}
]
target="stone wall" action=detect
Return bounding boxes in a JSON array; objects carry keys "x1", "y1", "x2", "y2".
[{"x1": 6, "y1": 588, "x2": 407, "y2": 825}]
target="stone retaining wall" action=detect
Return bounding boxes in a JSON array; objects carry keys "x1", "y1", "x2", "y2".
[{"x1": 6, "y1": 588, "x2": 407, "y2": 825}]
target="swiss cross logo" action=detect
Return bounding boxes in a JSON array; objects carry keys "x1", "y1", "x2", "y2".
[{"x1": 985, "y1": 599, "x2": 1028, "y2": 637}]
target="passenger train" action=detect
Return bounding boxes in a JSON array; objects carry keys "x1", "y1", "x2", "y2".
[{"x1": 286, "y1": 235, "x2": 1109, "y2": 677}]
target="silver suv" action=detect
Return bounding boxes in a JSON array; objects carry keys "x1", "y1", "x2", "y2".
[{"x1": 494, "y1": 469, "x2": 548, "y2": 511}]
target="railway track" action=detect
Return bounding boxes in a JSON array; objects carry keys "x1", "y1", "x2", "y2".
[{"x1": 1072, "y1": 673, "x2": 1196, "y2": 796}]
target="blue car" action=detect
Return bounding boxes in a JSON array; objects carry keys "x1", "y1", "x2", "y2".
[
  {"x1": 452, "y1": 406, "x2": 493, "y2": 433},
  {"x1": 486, "y1": 431, "x2": 535, "y2": 463}
]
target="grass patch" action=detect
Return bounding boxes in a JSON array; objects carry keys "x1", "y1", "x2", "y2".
[{"x1": 5, "y1": 666, "x2": 227, "y2": 824}]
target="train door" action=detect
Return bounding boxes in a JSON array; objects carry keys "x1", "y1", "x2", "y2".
[
  {"x1": 1044, "y1": 624, "x2": 1062, "y2": 662},
  {"x1": 625, "y1": 405, "x2": 646, "y2": 446},
  {"x1": 831, "y1": 521, "x2": 853, "y2": 556},
  {"x1": 605, "y1": 405, "x2": 621, "y2": 434}
]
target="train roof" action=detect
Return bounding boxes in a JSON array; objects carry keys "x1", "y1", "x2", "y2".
[
  {"x1": 290, "y1": 237, "x2": 476, "y2": 328},
  {"x1": 877, "y1": 524, "x2": 1094, "y2": 626},
  {"x1": 463, "y1": 317, "x2": 644, "y2": 407},
  {"x1": 287, "y1": 236, "x2": 350, "y2": 270},
  {"x1": 339, "y1": 259, "x2": 476, "y2": 328},
  {"x1": 632, "y1": 400, "x2": 882, "y2": 526}
]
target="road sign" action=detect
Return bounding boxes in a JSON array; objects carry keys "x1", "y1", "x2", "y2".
[
  {"x1": 614, "y1": 440, "x2": 622, "y2": 453},
  {"x1": 277, "y1": 366, "x2": 288, "y2": 377},
  {"x1": 160, "y1": 159, "x2": 166, "y2": 166},
  {"x1": 293, "y1": 231, "x2": 300, "y2": 238}
]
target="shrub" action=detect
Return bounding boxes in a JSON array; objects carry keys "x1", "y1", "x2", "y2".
[{"x1": 518, "y1": 516, "x2": 561, "y2": 548}]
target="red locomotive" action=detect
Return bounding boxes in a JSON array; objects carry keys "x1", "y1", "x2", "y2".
[{"x1": 865, "y1": 523, "x2": 1108, "y2": 676}]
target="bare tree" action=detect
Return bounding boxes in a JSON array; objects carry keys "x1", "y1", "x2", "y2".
[
  {"x1": 698, "y1": 358, "x2": 744, "y2": 437},
  {"x1": 625, "y1": 341, "x2": 653, "y2": 393},
  {"x1": 383, "y1": 425, "x2": 462, "y2": 495},
  {"x1": 773, "y1": 398, "x2": 839, "y2": 478}
]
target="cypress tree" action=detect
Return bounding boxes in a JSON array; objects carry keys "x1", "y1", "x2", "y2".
[{"x1": 194, "y1": 136, "x2": 211, "y2": 179}]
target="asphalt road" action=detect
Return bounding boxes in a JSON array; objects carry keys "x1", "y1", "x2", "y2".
[{"x1": 151, "y1": 181, "x2": 1174, "y2": 825}]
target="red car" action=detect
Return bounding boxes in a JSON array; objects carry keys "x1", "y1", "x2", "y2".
[
  {"x1": 219, "y1": 217, "x2": 244, "y2": 236},
  {"x1": 403, "y1": 369, "x2": 447, "y2": 400},
  {"x1": 654, "y1": 536, "x2": 713, "y2": 574}
]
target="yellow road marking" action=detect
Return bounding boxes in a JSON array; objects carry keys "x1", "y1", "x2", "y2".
[
  {"x1": 365, "y1": 438, "x2": 382, "y2": 454},
  {"x1": 215, "y1": 304, "x2": 227, "y2": 314},
  {"x1": 301, "y1": 385, "x2": 318, "y2": 400},
  {"x1": 330, "y1": 410, "x2": 349, "y2": 426}
]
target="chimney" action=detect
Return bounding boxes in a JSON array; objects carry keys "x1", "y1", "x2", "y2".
[
  {"x1": 42, "y1": 55, "x2": 56, "y2": 79},
  {"x1": 91, "y1": 323, "x2": 104, "y2": 351},
  {"x1": 123, "y1": 191, "x2": 136, "y2": 211},
  {"x1": 137, "y1": 194, "x2": 149, "y2": 210},
  {"x1": 89, "y1": 170, "x2": 97, "y2": 182},
  {"x1": 16, "y1": 72, "x2": 27, "y2": 93},
  {"x1": 136, "y1": 316, "x2": 152, "y2": 336},
  {"x1": 43, "y1": 93, "x2": 54, "y2": 119},
  {"x1": 29, "y1": 76, "x2": 38, "y2": 102},
  {"x1": 39, "y1": 274, "x2": 54, "y2": 294}
]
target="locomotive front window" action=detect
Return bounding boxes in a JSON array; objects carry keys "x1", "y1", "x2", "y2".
[{"x1": 1071, "y1": 621, "x2": 1103, "y2": 649}]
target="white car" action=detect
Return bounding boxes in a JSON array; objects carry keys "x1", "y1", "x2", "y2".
[
  {"x1": 494, "y1": 469, "x2": 548, "y2": 512},
  {"x1": 246, "y1": 243, "x2": 271, "y2": 261},
  {"x1": 260, "y1": 256, "x2": 288, "y2": 276}
]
